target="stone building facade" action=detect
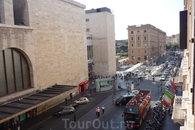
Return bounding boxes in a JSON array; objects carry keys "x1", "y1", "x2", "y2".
[
  {"x1": 0, "y1": 0, "x2": 88, "y2": 128},
  {"x1": 85, "y1": 7, "x2": 116, "y2": 77},
  {"x1": 127, "y1": 24, "x2": 166, "y2": 64}
]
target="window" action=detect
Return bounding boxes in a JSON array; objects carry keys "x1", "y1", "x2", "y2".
[
  {"x1": 132, "y1": 56, "x2": 134, "y2": 60},
  {"x1": 138, "y1": 50, "x2": 140, "y2": 53},
  {"x1": 138, "y1": 43, "x2": 140, "y2": 47},
  {"x1": 87, "y1": 36, "x2": 92, "y2": 39},
  {"x1": 132, "y1": 44, "x2": 133, "y2": 47},
  {"x1": 131, "y1": 37, "x2": 133, "y2": 40},
  {"x1": 138, "y1": 57, "x2": 141, "y2": 60},
  {"x1": 138, "y1": 37, "x2": 140, "y2": 40},
  {"x1": 145, "y1": 50, "x2": 146, "y2": 53},
  {"x1": 13, "y1": 0, "x2": 29, "y2": 26},
  {"x1": 86, "y1": 19, "x2": 89, "y2": 22},
  {"x1": 144, "y1": 56, "x2": 147, "y2": 60},
  {"x1": 144, "y1": 36, "x2": 147, "y2": 40},
  {"x1": 131, "y1": 31, "x2": 133, "y2": 34},
  {"x1": 144, "y1": 43, "x2": 147, "y2": 47},
  {"x1": 144, "y1": 30, "x2": 147, "y2": 33},
  {"x1": 86, "y1": 28, "x2": 90, "y2": 32},
  {"x1": 132, "y1": 50, "x2": 133, "y2": 53},
  {"x1": 0, "y1": 48, "x2": 31, "y2": 96},
  {"x1": 137, "y1": 30, "x2": 140, "y2": 33}
]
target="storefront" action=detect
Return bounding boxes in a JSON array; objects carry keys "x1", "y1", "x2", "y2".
[
  {"x1": 95, "y1": 78, "x2": 113, "y2": 92},
  {"x1": 78, "y1": 80, "x2": 89, "y2": 93}
]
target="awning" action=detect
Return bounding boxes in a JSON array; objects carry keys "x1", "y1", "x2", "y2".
[
  {"x1": 0, "y1": 85, "x2": 77, "y2": 124},
  {"x1": 79, "y1": 80, "x2": 89, "y2": 86},
  {"x1": 123, "y1": 63, "x2": 143, "y2": 75},
  {"x1": 88, "y1": 63, "x2": 94, "y2": 66}
]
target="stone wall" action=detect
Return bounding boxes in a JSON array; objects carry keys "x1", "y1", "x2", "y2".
[{"x1": 0, "y1": 0, "x2": 88, "y2": 101}]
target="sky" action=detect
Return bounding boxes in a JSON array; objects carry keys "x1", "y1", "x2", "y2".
[{"x1": 75, "y1": 0, "x2": 184, "y2": 40}]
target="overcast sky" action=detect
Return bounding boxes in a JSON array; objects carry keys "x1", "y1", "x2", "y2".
[{"x1": 76, "y1": 0, "x2": 184, "y2": 40}]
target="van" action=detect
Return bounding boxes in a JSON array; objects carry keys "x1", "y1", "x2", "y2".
[{"x1": 115, "y1": 94, "x2": 134, "y2": 106}]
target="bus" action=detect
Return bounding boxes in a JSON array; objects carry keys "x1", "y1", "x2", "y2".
[{"x1": 123, "y1": 89, "x2": 152, "y2": 128}]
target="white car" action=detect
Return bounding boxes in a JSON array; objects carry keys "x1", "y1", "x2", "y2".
[
  {"x1": 151, "y1": 71, "x2": 161, "y2": 76},
  {"x1": 74, "y1": 97, "x2": 89, "y2": 105},
  {"x1": 159, "y1": 75, "x2": 166, "y2": 81}
]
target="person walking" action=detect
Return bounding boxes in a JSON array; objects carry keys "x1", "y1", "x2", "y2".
[
  {"x1": 65, "y1": 98, "x2": 67, "y2": 105},
  {"x1": 95, "y1": 107, "x2": 98, "y2": 117},
  {"x1": 102, "y1": 106, "x2": 105, "y2": 114},
  {"x1": 112, "y1": 97, "x2": 115, "y2": 104},
  {"x1": 97, "y1": 107, "x2": 100, "y2": 117},
  {"x1": 73, "y1": 114, "x2": 76, "y2": 122}
]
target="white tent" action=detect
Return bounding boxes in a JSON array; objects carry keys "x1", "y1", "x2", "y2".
[{"x1": 122, "y1": 63, "x2": 143, "y2": 76}]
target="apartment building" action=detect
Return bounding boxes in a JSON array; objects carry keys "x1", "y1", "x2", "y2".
[
  {"x1": 166, "y1": 34, "x2": 180, "y2": 44},
  {"x1": 0, "y1": 0, "x2": 88, "y2": 129},
  {"x1": 127, "y1": 24, "x2": 166, "y2": 64},
  {"x1": 171, "y1": 0, "x2": 195, "y2": 129},
  {"x1": 85, "y1": 7, "x2": 116, "y2": 78}
]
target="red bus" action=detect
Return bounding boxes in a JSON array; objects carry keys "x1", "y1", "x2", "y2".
[{"x1": 123, "y1": 89, "x2": 152, "y2": 128}]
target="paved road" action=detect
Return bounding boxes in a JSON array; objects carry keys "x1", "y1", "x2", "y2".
[{"x1": 21, "y1": 57, "x2": 181, "y2": 130}]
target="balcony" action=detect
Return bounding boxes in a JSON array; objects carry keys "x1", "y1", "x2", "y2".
[
  {"x1": 88, "y1": 58, "x2": 93, "y2": 64},
  {"x1": 86, "y1": 35, "x2": 93, "y2": 46},
  {"x1": 172, "y1": 96, "x2": 184, "y2": 125}
]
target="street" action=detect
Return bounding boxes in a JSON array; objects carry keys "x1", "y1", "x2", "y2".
[{"x1": 22, "y1": 60, "x2": 181, "y2": 130}]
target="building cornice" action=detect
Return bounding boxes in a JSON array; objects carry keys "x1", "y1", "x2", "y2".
[{"x1": 62, "y1": 0, "x2": 86, "y2": 9}]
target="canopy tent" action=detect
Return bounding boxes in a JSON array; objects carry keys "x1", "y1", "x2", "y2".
[{"x1": 122, "y1": 63, "x2": 143, "y2": 76}]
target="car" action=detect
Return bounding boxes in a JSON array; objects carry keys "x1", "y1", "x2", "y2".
[
  {"x1": 69, "y1": 103, "x2": 79, "y2": 109},
  {"x1": 145, "y1": 68, "x2": 150, "y2": 72},
  {"x1": 151, "y1": 71, "x2": 161, "y2": 76},
  {"x1": 152, "y1": 62, "x2": 157, "y2": 66},
  {"x1": 74, "y1": 97, "x2": 89, "y2": 105},
  {"x1": 137, "y1": 72, "x2": 145, "y2": 78},
  {"x1": 159, "y1": 75, "x2": 166, "y2": 81},
  {"x1": 115, "y1": 94, "x2": 135, "y2": 106},
  {"x1": 54, "y1": 106, "x2": 75, "y2": 116},
  {"x1": 163, "y1": 71, "x2": 169, "y2": 75},
  {"x1": 134, "y1": 69, "x2": 140, "y2": 75}
]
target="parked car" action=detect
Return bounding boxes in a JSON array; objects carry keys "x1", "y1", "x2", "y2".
[
  {"x1": 137, "y1": 72, "x2": 145, "y2": 78},
  {"x1": 54, "y1": 106, "x2": 75, "y2": 116},
  {"x1": 115, "y1": 94, "x2": 135, "y2": 106},
  {"x1": 134, "y1": 69, "x2": 140, "y2": 75},
  {"x1": 159, "y1": 74, "x2": 166, "y2": 81},
  {"x1": 152, "y1": 62, "x2": 157, "y2": 66},
  {"x1": 151, "y1": 71, "x2": 161, "y2": 76},
  {"x1": 69, "y1": 103, "x2": 78, "y2": 109},
  {"x1": 74, "y1": 97, "x2": 89, "y2": 105}
]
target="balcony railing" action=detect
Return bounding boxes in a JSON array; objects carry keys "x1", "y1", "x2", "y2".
[{"x1": 172, "y1": 96, "x2": 184, "y2": 125}]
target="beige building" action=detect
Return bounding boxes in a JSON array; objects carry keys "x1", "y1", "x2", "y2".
[
  {"x1": 171, "y1": 0, "x2": 195, "y2": 129},
  {"x1": 127, "y1": 24, "x2": 166, "y2": 64},
  {"x1": 85, "y1": 7, "x2": 116, "y2": 77},
  {"x1": 166, "y1": 34, "x2": 180, "y2": 44},
  {"x1": 0, "y1": 0, "x2": 88, "y2": 129}
]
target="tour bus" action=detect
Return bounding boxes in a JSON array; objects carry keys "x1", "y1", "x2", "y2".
[{"x1": 123, "y1": 89, "x2": 152, "y2": 128}]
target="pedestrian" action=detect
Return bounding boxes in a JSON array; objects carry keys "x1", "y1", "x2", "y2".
[
  {"x1": 73, "y1": 114, "x2": 76, "y2": 122},
  {"x1": 65, "y1": 98, "x2": 67, "y2": 105},
  {"x1": 102, "y1": 106, "x2": 105, "y2": 114},
  {"x1": 97, "y1": 107, "x2": 100, "y2": 117},
  {"x1": 95, "y1": 107, "x2": 98, "y2": 117},
  {"x1": 112, "y1": 97, "x2": 115, "y2": 104},
  {"x1": 17, "y1": 121, "x2": 20, "y2": 130},
  {"x1": 70, "y1": 93, "x2": 72, "y2": 99}
]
